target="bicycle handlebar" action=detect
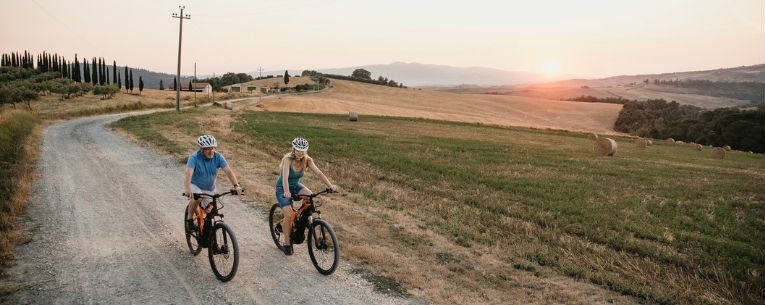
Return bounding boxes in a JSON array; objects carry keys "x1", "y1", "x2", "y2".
[
  {"x1": 182, "y1": 189, "x2": 245, "y2": 200},
  {"x1": 289, "y1": 188, "x2": 336, "y2": 201}
]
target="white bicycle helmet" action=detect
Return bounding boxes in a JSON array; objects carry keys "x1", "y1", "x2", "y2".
[
  {"x1": 291, "y1": 137, "x2": 309, "y2": 152},
  {"x1": 197, "y1": 135, "x2": 218, "y2": 148}
]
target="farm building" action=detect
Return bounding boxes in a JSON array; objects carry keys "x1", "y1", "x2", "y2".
[
  {"x1": 223, "y1": 81, "x2": 268, "y2": 94},
  {"x1": 191, "y1": 82, "x2": 212, "y2": 93}
]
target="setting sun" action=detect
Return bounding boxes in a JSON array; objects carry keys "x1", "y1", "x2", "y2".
[{"x1": 541, "y1": 61, "x2": 561, "y2": 77}]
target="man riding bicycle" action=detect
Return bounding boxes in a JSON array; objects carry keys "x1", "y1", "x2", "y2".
[{"x1": 185, "y1": 135, "x2": 243, "y2": 231}]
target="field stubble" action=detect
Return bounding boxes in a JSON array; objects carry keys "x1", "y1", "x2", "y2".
[{"x1": 111, "y1": 105, "x2": 764, "y2": 305}]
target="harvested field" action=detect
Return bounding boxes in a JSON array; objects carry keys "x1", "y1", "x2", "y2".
[
  {"x1": 259, "y1": 80, "x2": 623, "y2": 134},
  {"x1": 114, "y1": 106, "x2": 765, "y2": 305}
]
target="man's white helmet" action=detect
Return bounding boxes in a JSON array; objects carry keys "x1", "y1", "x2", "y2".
[
  {"x1": 197, "y1": 135, "x2": 218, "y2": 148},
  {"x1": 291, "y1": 137, "x2": 309, "y2": 152}
]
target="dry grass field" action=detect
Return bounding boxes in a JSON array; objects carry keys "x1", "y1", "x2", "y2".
[
  {"x1": 255, "y1": 80, "x2": 623, "y2": 134},
  {"x1": 113, "y1": 105, "x2": 764, "y2": 305},
  {"x1": 232, "y1": 76, "x2": 315, "y2": 89},
  {"x1": 10, "y1": 88, "x2": 251, "y2": 119},
  {"x1": 502, "y1": 84, "x2": 751, "y2": 109}
]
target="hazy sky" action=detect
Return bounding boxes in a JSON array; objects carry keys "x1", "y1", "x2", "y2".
[{"x1": 1, "y1": 0, "x2": 763, "y2": 78}]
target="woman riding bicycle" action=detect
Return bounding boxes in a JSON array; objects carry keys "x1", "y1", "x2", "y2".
[
  {"x1": 275, "y1": 137, "x2": 338, "y2": 255},
  {"x1": 185, "y1": 135, "x2": 243, "y2": 231}
]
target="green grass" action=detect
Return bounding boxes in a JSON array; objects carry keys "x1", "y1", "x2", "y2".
[{"x1": 114, "y1": 109, "x2": 764, "y2": 304}]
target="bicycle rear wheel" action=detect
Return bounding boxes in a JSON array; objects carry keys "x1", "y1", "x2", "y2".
[
  {"x1": 208, "y1": 222, "x2": 239, "y2": 282},
  {"x1": 268, "y1": 204, "x2": 285, "y2": 250},
  {"x1": 184, "y1": 205, "x2": 202, "y2": 256},
  {"x1": 307, "y1": 220, "x2": 339, "y2": 275}
]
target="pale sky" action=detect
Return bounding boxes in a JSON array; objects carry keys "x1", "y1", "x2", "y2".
[{"x1": 1, "y1": 0, "x2": 763, "y2": 78}]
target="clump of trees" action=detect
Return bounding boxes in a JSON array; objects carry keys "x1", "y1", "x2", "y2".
[
  {"x1": 615, "y1": 99, "x2": 764, "y2": 152},
  {"x1": 0, "y1": 50, "x2": 138, "y2": 107},
  {"x1": 652, "y1": 79, "x2": 764, "y2": 102},
  {"x1": 309, "y1": 68, "x2": 405, "y2": 88},
  {"x1": 93, "y1": 85, "x2": 119, "y2": 99},
  {"x1": 567, "y1": 95, "x2": 631, "y2": 104}
]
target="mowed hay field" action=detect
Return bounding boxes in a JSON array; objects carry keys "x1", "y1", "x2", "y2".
[
  {"x1": 503, "y1": 84, "x2": 750, "y2": 109},
  {"x1": 256, "y1": 80, "x2": 623, "y2": 134},
  {"x1": 113, "y1": 106, "x2": 764, "y2": 305}
]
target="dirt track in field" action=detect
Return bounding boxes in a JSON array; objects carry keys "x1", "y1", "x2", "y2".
[{"x1": 0, "y1": 112, "x2": 422, "y2": 305}]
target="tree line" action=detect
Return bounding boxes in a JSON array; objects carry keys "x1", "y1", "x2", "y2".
[
  {"x1": 651, "y1": 79, "x2": 764, "y2": 102},
  {"x1": 0, "y1": 50, "x2": 153, "y2": 108},
  {"x1": 301, "y1": 68, "x2": 405, "y2": 88},
  {"x1": 614, "y1": 98, "x2": 764, "y2": 153}
]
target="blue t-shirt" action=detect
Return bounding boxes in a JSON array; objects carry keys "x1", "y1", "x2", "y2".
[{"x1": 186, "y1": 150, "x2": 228, "y2": 191}]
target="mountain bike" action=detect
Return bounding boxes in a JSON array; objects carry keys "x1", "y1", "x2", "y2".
[
  {"x1": 268, "y1": 188, "x2": 340, "y2": 275},
  {"x1": 182, "y1": 189, "x2": 241, "y2": 282}
]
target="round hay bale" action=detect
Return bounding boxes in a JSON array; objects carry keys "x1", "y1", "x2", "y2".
[
  {"x1": 635, "y1": 138, "x2": 648, "y2": 148},
  {"x1": 667, "y1": 138, "x2": 675, "y2": 143},
  {"x1": 349, "y1": 111, "x2": 359, "y2": 121},
  {"x1": 587, "y1": 133, "x2": 599, "y2": 141},
  {"x1": 710, "y1": 147, "x2": 725, "y2": 159},
  {"x1": 595, "y1": 137, "x2": 618, "y2": 156},
  {"x1": 694, "y1": 143, "x2": 703, "y2": 151},
  {"x1": 676, "y1": 140, "x2": 685, "y2": 144},
  {"x1": 647, "y1": 140, "x2": 653, "y2": 146},
  {"x1": 723, "y1": 145, "x2": 731, "y2": 151},
  {"x1": 749, "y1": 151, "x2": 754, "y2": 154},
  {"x1": 223, "y1": 101, "x2": 234, "y2": 110}
]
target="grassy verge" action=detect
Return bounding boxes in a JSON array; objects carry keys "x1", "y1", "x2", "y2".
[
  {"x1": 0, "y1": 110, "x2": 42, "y2": 262},
  {"x1": 113, "y1": 108, "x2": 764, "y2": 305}
]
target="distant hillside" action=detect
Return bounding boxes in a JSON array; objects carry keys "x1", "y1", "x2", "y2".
[
  {"x1": 483, "y1": 64, "x2": 765, "y2": 109},
  {"x1": 256, "y1": 62, "x2": 547, "y2": 87}
]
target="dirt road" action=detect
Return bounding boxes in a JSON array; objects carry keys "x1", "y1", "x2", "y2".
[{"x1": 1, "y1": 112, "x2": 422, "y2": 305}]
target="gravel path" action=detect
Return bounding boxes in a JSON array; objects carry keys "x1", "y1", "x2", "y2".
[{"x1": 2, "y1": 112, "x2": 422, "y2": 305}]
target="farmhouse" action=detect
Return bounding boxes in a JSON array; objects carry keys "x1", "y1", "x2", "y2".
[
  {"x1": 223, "y1": 81, "x2": 268, "y2": 94},
  {"x1": 191, "y1": 82, "x2": 212, "y2": 93}
]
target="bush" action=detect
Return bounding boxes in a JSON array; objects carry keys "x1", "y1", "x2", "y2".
[{"x1": 615, "y1": 99, "x2": 765, "y2": 152}]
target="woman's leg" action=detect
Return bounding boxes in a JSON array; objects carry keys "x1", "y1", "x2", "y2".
[{"x1": 281, "y1": 205, "x2": 294, "y2": 245}]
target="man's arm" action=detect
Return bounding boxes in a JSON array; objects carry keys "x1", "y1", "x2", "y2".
[
  {"x1": 222, "y1": 166, "x2": 242, "y2": 194},
  {"x1": 184, "y1": 167, "x2": 193, "y2": 200}
]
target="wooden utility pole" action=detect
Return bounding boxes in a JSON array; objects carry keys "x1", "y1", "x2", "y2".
[
  {"x1": 172, "y1": 6, "x2": 190, "y2": 111},
  {"x1": 193, "y1": 62, "x2": 196, "y2": 107}
]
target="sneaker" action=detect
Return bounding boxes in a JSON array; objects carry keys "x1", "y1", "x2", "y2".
[{"x1": 283, "y1": 245, "x2": 293, "y2": 256}]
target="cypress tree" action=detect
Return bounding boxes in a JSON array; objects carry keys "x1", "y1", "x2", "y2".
[
  {"x1": 173, "y1": 77, "x2": 177, "y2": 90},
  {"x1": 139, "y1": 76, "x2": 144, "y2": 95},
  {"x1": 101, "y1": 58, "x2": 106, "y2": 85},
  {"x1": 112, "y1": 61, "x2": 117, "y2": 85},
  {"x1": 124, "y1": 66, "x2": 129, "y2": 91},
  {"x1": 129, "y1": 69, "x2": 134, "y2": 92},
  {"x1": 159, "y1": 80, "x2": 164, "y2": 90},
  {"x1": 91, "y1": 58, "x2": 97, "y2": 85},
  {"x1": 83, "y1": 59, "x2": 90, "y2": 83},
  {"x1": 106, "y1": 67, "x2": 110, "y2": 84},
  {"x1": 188, "y1": 80, "x2": 192, "y2": 91}
]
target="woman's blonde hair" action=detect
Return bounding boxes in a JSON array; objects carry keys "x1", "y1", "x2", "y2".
[{"x1": 279, "y1": 150, "x2": 311, "y2": 173}]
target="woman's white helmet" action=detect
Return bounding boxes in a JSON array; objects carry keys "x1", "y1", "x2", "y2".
[
  {"x1": 291, "y1": 137, "x2": 309, "y2": 152},
  {"x1": 197, "y1": 135, "x2": 218, "y2": 148}
]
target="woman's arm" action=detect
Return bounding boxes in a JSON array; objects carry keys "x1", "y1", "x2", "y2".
[
  {"x1": 308, "y1": 158, "x2": 336, "y2": 191},
  {"x1": 281, "y1": 157, "x2": 292, "y2": 197}
]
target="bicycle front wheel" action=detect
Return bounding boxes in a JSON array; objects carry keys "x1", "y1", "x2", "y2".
[
  {"x1": 268, "y1": 204, "x2": 285, "y2": 250},
  {"x1": 307, "y1": 220, "x2": 339, "y2": 275},
  {"x1": 184, "y1": 205, "x2": 202, "y2": 256},
  {"x1": 208, "y1": 222, "x2": 239, "y2": 282}
]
